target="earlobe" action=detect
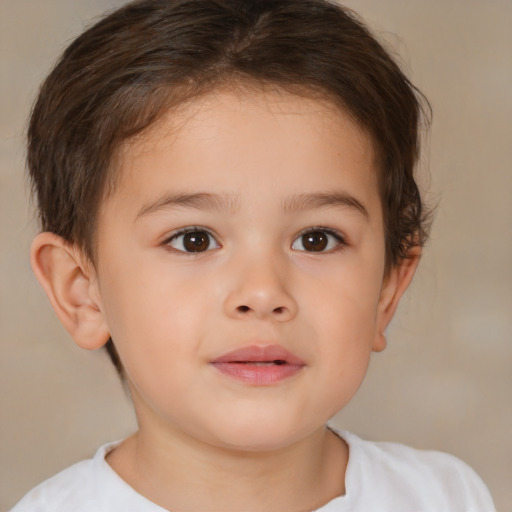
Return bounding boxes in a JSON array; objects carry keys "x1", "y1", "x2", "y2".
[
  {"x1": 373, "y1": 246, "x2": 422, "y2": 352},
  {"x1": 30, "y1": 232, "x2": 110, "y2": 350}
]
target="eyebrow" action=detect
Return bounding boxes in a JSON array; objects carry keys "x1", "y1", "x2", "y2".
[
  {"x1": 135, "y1": 191, "x2": 369, "y2": 221},
  {"x1": 281, "y1": 192, "x2": 369, "y2": 218},
  {"x1": 135, "y1": 192, "x2": 240, "y2": 220}
]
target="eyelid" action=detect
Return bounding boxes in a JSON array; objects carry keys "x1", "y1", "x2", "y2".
[
  {"x1": 161, "y1": 225, "x2": 347, "y2": 253},
  {"x1": 291, "y1": 226, "x2": 348, "y2": 252},
  {"x1": 163, "y1": 226, "x2": 221, "y2": 252}
]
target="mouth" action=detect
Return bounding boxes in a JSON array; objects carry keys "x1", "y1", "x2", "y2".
[{"x1": 210, "y1": 345, "x2": 305, "y2": 385}]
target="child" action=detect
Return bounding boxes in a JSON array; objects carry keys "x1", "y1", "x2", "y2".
[{"x1": 12, "y1": 0, "x2": 495, "y2": 510}]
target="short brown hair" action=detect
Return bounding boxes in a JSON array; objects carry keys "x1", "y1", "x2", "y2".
[{"x1": 28, "y1": 0, "x2": 431, "y2": 374}]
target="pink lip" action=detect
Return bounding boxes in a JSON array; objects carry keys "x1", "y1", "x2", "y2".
[{"x1": 211, "y1": 345, "x2": 305, "y2": 385}]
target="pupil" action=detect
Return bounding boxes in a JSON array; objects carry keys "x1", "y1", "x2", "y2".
[
  {"x1": 184, "y1": 232, "x2": 210, "y2": 252},
  {"x1": 303, "y1": 231, "x2": 327, "y2": 251}
]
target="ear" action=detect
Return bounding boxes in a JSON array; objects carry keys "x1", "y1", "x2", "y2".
[
  {"x1": 372, "y1": 246, "x2": 421, "y2": 352},
  {"x1": 30, "y1": 232, "x2": 110, "y2": 350}
]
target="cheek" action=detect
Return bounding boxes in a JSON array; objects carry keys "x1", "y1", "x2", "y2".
[
  {"x1": 300, "y1": 255, "x2": 383, "y2": 339},
  {"x1": 105, "y1": 263, "x2": 230, "y2": 388},
  {"x1": 98, "y1": 254, "x2": 212, "y2": 365},
  {"x1": 307, "y1": 279, "x2": 379, "y2": 415}
]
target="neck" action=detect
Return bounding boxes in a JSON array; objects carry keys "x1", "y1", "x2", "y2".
[{"x1": 107, "y1": 415, "x2": 347, "y2": 512}]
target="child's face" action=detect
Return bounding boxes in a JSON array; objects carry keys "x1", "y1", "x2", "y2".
[{"x1": 92, "y1": 89, "x2": 396, "y2": 450}]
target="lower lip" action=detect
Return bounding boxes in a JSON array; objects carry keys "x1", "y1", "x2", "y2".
[{"x1": 211, "y1": 362, "x2": 304, "y2": 385}]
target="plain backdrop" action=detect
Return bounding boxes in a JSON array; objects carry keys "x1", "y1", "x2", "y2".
[{"x1": 1, "y1": 1, "x2": 511, "y2": 510}]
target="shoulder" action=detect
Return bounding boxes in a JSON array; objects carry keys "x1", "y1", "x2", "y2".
[
  {"x1": 10, "y1": 443, "x2": 117, "y2": 512},
  {"x1": 336, "y1": 430, "x2": 496, "y2": 512},
  {"x1": 10, "y1": 441, "x2": 166, "y2": 512}
]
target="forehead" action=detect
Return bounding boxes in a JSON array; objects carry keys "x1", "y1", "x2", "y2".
[{"x1": 106, "y1": 88, "x2": 380, "y2": 219}]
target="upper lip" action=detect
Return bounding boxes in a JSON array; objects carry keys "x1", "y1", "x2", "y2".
[{"x1": 211, "y1": 344, "x2": 305, "y2": 366}]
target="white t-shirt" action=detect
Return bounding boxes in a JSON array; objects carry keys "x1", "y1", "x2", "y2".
[{"x1": 11, "y1": 430, "x2": 495, "y2": 512}]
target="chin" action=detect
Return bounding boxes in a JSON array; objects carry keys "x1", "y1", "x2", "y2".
[{"x1": 205, "y1": 415, "x2": 314, "y2": 453}]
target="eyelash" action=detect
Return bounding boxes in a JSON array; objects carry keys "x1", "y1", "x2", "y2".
[
  {"x1": 163, "y1": 226, "x2": 348, "y2": 254},
  {"x1": 163, "y1": 226, "x2": 219, "y2": 254},
  {"x1": 292, "y1": 227, "x2": 348, "y2": 253}
]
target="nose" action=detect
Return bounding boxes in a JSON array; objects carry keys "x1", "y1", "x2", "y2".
[{"x1": 223, "y1": 255, "x2": 298, "y2": 322}]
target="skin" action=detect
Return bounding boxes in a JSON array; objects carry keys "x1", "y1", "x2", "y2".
[{"x1": 31, "y1": 88, "x2": 420, "y2": 511}]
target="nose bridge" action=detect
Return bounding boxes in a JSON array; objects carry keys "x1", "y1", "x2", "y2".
[{"x1": 223, "y1": 245, "x2": 297, "y2": 321}]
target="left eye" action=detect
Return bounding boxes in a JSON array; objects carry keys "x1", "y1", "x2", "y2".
[
  {"x1": 167, "y1": 229, "x2": 220, "y2": 253},
  {"x1": 291, "y1": 229, "x2": 345, "y2": 252}
]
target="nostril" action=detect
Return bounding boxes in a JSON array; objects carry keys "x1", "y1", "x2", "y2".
[
  {"x1": 237, "y1": 305, "x2": 250, "y2": 313},
  {"x1": 273, "y1": 307, "x2": 284, "y2": 314}
]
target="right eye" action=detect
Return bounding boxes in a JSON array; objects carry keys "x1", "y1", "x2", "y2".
[{"x1": 166, "y1": 228, "x2": 220, "y2": 253}]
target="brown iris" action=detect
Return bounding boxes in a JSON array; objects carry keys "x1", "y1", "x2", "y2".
[
  {"x1": 301, "y1": 231, "x2": 328, "y2": 251},
  {"x1": 183, "y1": 231, "x2": 211, "y2": 252}
]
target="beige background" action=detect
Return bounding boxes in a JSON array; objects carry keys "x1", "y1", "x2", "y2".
[{"x1": 1, "y1": 0, "x2": 511, "y2": 510}]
